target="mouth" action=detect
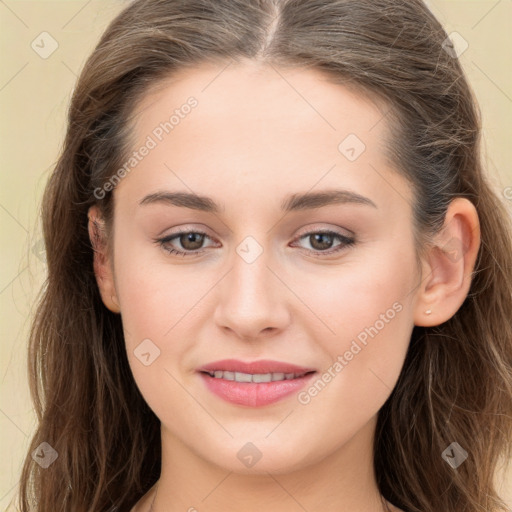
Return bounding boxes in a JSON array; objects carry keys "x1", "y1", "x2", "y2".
[
  {"x1": 200, "y1": 369, "x2": 315, "y2": 383},
  {"x1": 196, "y1": 359, "x2": 317, "y2": 407}
]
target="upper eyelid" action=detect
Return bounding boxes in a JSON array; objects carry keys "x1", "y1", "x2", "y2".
[
  {"x1": 294, "y1": 224, "x2": 354, "y2": 238},
  {"x1": 161, "y1": 222, "x2": 354, "y2": 238}
]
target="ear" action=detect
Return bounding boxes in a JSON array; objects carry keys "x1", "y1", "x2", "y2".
[
  {"x1": 414, "y1": 197, "x2": 480, "y2": 327},
  {"x1": 87, "y1": 205, "x2": 120, "y2": 314}
]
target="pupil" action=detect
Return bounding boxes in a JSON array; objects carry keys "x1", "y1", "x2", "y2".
[
  {"x1": 181, "y1": 233, "x2": 204, "y2": 250},
  {"x1": 311, "y1": 233, "x2": 332, "y2": 250}
]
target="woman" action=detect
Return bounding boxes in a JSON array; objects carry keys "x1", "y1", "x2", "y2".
[{"x1": 16, "y1": 0, "x2": 512, "y2": 511}]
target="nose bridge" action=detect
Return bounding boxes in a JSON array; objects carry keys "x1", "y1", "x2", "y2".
[
  {"x1": 230, "y1": 235, "x2": 278, "y2": 309},
  {"x1": 213, "y1": 234, "x2": 290, "y2": 337}
]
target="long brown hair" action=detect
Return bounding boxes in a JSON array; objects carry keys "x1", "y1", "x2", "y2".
[{"x1": 16, "y1": 0, "x2": 512, "y2": 510}]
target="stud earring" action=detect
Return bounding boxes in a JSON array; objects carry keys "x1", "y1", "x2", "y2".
[{"x1": 425, "y1": 309, "x2": 432, "y2": 315}]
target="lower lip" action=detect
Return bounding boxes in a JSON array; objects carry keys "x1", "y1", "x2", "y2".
[{"x1": 198, "y1": 372, "x2": 316, "y2": 407}]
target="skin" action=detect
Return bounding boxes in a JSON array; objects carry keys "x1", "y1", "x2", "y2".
[{"x1": 88, "y1": 60, "x2": 480, "y2": 512}]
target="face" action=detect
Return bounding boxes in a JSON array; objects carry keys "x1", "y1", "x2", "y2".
[{"x1": 106, "y1": 61, "x2": 420, "y2": 474}]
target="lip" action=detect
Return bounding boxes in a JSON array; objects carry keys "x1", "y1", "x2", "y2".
[
  {"x1": 197, "y1": 359, "x2": 317, "y2": 407},
  {"x1": 197, "y1": 359, "x2": 316, "y2": 375}
]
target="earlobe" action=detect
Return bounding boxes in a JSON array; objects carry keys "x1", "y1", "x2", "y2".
[
  {"x1": 414, "y1": 197, "x2": 480, "y2": 327},
  {"x1": 87, "y1": 205, "x2": 121, "y2": 314}
]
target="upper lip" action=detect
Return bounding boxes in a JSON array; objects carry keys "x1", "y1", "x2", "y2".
[{"x1": 197, "y1": 359, "x2": 316, "y2": 375}]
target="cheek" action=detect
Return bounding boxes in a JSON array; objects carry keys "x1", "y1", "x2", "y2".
[
  {"x1": 115, "y1": 260, "x2": 192, "y2": 420},
  {"x1": 112, "y1": 232, "x2": 189, "y2": 337},
  {"x1": 302, "y1": 239, "x2": 416, "y2": 338},
  {"x1": 292, "y1": 254, "x2": 415, "y2": 447},
  {"x1": 111, "y1": 240, "x2": 191, "y2": 391},
  {"x1": 302, "y1": 240, "x2": 417, "y2": 389}
]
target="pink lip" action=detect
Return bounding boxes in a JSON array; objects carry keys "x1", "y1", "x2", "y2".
[
  {"x1": 197, "y1": 359, "x2": 316, "y2": 374},
  {"x1": 197, "y1": 359, "x2": 317, "y2": 407}
]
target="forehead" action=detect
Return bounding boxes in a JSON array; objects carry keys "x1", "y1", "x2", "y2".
[
  {"x1": 115, "y1": 61, "x2": 411, "y2": 217},
  {"x1": 131, "y1": 60, "x2": 389, "y2": 147}
]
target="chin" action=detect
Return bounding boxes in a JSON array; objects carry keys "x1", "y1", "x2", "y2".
[{"x1": 203, "y1": 440, "x2": 320, "y2": 476}]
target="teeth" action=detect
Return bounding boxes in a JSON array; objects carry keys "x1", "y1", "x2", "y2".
[
  {"x1": 206, "y1": 371, "x2": 306, "y2": 382},
  {"x1": 252, "y1": 373, "x2": 272, "y2": 383},
  {"x1": 235, "y1": 372, "x2": 252, "y2": 383}
]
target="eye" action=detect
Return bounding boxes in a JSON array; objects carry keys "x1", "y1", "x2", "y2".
[
  {"x1": 154, "y1": 229, "x2": 216, "y2": 257},
  {"x1": 154, "y1": 228, "x2": 355, "y2": 257},
  {"x1": 291, "y1": 230, "x2": 355, "y2": 256}
]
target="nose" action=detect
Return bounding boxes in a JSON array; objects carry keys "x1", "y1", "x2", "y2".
[{"x1": 213, "y1": 246, "x2": 291, "y2": 341}]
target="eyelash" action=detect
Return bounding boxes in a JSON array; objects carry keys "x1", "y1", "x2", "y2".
[{"x1": 154, "y1": 228, "x2": 355, "y2": 258}]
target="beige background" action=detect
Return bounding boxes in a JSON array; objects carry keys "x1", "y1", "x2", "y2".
[{"x1": 1, "y1": 0, "x2": 511, "y2": 509}]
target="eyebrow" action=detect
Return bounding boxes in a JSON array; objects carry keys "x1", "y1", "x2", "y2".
[{"x1": 139, "y1": 189, "x2": 377, "y2": 212}]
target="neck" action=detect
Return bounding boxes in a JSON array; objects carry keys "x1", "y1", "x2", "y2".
[{"x1": 149, "y1": 416, "x2": 392, "y2": 512}]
